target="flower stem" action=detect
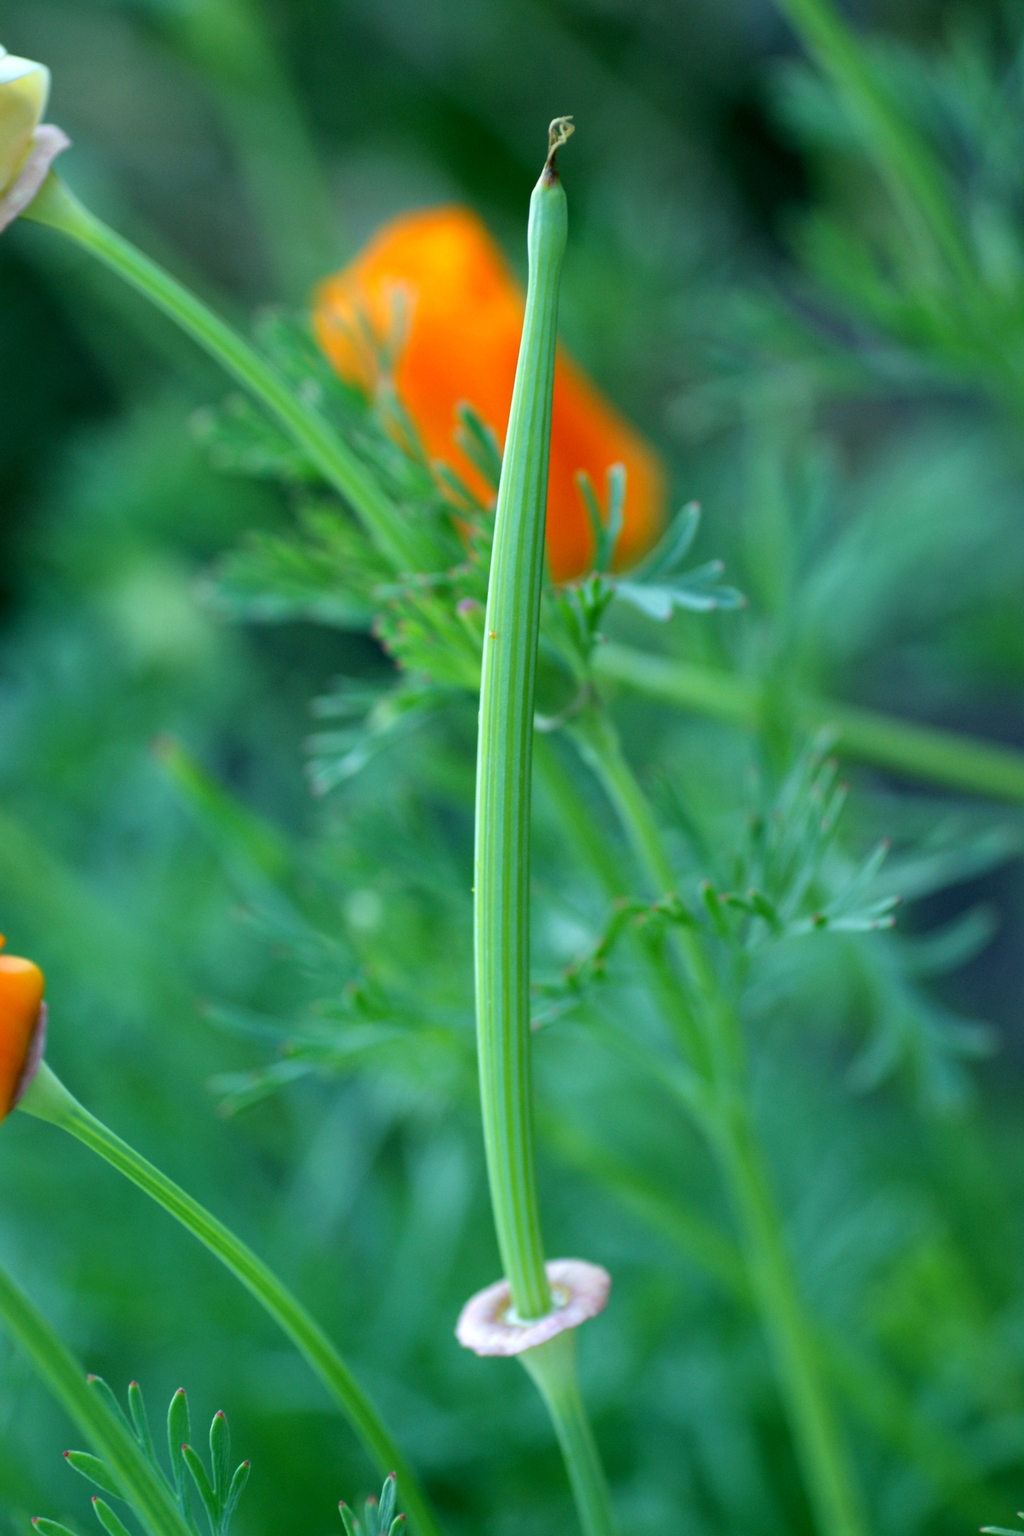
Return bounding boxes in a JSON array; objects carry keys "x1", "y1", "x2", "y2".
[
  {"x1": 709, "y1": 1097, "x2": 866, "y2": 1536},
  {"x1": 18, "y1": 1064, "x2": 442, "y2": 1536},
  {"x1": 566, "y1": 706, "x2": 866, "y2": 1536},
  {"x1": 21, "y1": 174, "x2": 432, "y2": 576},
  {"x1": 594, "y1": 642, "x2": 1024, "y2": 807},
  {"x1": 0, "y1": 1258, "x2": 193, "y2": 1536},
  {"x1": 520, "y1": 1334, "x2": 617, "y2": 1536},
  {"x1": 472, "y1": 120, "x2": 618, "y2": 1536}
]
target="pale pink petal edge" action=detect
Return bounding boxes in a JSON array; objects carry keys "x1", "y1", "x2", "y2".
[
  {"x1": 456, "y1": 1258, "x2": 611, "y2": 1357},
  {"x1": 0, "y1": 125, "x2": 71, "y2": 234}
]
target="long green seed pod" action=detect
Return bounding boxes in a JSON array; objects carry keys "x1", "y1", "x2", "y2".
[{"x1": 473, "y1": 117, "x2": 572, "y2": 1321}]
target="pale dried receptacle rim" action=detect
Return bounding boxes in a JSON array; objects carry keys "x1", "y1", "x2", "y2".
[{"x1": 456, "y1": 1258, "x2": 611, "y2": 1358}]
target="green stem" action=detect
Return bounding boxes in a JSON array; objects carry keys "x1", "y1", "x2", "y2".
[
  {"x1": 568, "y1": 707, "x2": 674, "y2": 893},
  {"x1": 0, "y1": 1259, "x2": 193, "y2": 1536},
  {"x1": 21, "y1": 175, "x2": 432, "y2": 576},
  {"x1": 533, "y1": 734, "x2": 628, "y2": 897},
  {"x1": 567, "y1": 706, "x2": 722, "y2": 1079},
  {"x1": 594, "y1": 642, "x2": 1024, "y2": 807},
  {"x1": 709, "y1": 1100, "x2": 865, "y2": 1536},
  {"x1": 520, "y1": 1334, "x2": 617, "y2": 1536},
  {"x1": 566, "y1": 708, "x2": 865, "y2": 1536},
  {"x1": 18, "y1": 1065, "x2": 442, "y2": 1536}
]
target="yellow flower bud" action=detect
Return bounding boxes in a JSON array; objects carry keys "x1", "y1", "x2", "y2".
[{"x1": 0, "y1": 46, "x2": 49, "y2": 195}]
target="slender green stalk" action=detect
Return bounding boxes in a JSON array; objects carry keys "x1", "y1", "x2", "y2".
[
  {"x1": 709, "y1": 1100, "x2": 866, "y2": 1536},
  {"x1": 594, "y1": 642, "x2": 1024, "y2": 807},
  {"x1": 472, "y1": 120, "x2": 617, "y2": 1536},
  {"x1": 533, "y1": 734, "x2": 628, "y2": 897},
  {"x1": 568, "y1": 707, "x2": 674, "y2": 894},
  {"x1": 521, "y1": 1335, "x2": 617, "y2": 1536},
  {"x1": 0, "y1": 1259, "x2": 193, "y2": 1536},
  {"x1": 474, "y1": 128, "x2": 566, "y2": 1322},
  {"x1": 21, "y1": 175, "x2": 432, "y2": 576},
  {"x1": 568, "y1": 707, "x2": 724, "y2": 1079},
  {"x1": 18, "y1": 1065, "x2": 442, "y2": 1536},
  {"x1": 566, "y1": 707, "x2": 865, "y2": 1536},
  {"x1": 539, "y1": 742, "x2": 982, "y2": 1517}
]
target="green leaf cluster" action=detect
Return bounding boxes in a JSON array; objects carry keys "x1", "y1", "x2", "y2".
[{"x1": 36, "y1": 1385, "x2": 249, "y2": 1536}]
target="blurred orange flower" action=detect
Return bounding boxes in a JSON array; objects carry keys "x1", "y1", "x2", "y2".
[
  {"x1": 0, "y1": 938, "x2": 45, "y2": 1119},
  {"x1": 313, "y1": 206, "x2": 666, "y2": 582}
]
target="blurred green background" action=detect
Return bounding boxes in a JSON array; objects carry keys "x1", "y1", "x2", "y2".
[{"x1": 2, "y1": 6, "x2": 1024, "y2": 1536}]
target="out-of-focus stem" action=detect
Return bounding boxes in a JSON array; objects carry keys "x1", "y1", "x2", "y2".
[
  {"x1": 22, "y1": 174, "x2": 435, "y2": 575},
  {"x1": 18, "y1": 1065, "x2": 442, "y2": 1536},
  {"x1": 541, "y1": 721, "x2": 981, "y2": 1517},
  {"x1": 0, "y1": 1260, "x2": 192, "y2": 1536},
  {"x1": 709, "y1": 1097, "x2": 866, "y2": 1536},
  {"x1": 594, "y1": 642, "x2": 1024, "y2": 807},
  {"x1": 566, "y1": 707, "x2": 866, "y2": 1536}
]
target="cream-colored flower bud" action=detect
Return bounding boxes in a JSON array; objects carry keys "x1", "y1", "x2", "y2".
[
  {"x1": 0, "y1": 46, "x2": 69, "y2": 235},
  {"x1": 0, "y1": 47, "x2": 50, "y2": 194}
]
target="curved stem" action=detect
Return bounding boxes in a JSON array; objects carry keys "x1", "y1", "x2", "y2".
[
  {"x1": 566, "y1": 708, "x2": 866, "y2": 1536},
  {"x1": 18, "y1": 1065, "x2": 442, "y2": 1536},
  {"x1": 0, "y1": 1259, "x2": 192, "y2": 1536},
  {"x1": 710, "y1": 1097, "x2": 866, "y2": 1536},
  {"x1": 22, "y1": 175, "x2": 433, "y2": 576}
]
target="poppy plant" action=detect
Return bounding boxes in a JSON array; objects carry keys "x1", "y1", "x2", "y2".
[
  {"x1": 0, "y1": 938, "x2": 46, "y2": 1119},
  {"x1": 313, "y1": 206, "x2": 666, "y2": 582}
]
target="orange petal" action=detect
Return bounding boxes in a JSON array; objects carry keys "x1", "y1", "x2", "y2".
[
  {"x1": 313, "y1": 206, "x2": 666, "y2": 582},
  {"x1": 0, "y1": 954, "x2": 44, "y2": 1119}
]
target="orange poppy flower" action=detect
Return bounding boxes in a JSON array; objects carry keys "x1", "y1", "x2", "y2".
[
  {"x1": 0, "y1": 938, "x2": 45, "y2": 1119},
  {"x1": 313, "y1": 206, "x2": 666, "y2": 583}
]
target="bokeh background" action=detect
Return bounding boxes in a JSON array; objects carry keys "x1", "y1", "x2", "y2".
[{"x1": 2, "y1": 5, "x2": 1024, "y2": 1536}]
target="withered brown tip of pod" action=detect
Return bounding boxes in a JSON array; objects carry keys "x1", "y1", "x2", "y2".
[{"x1": 542, "y1": 116, "x2": 575, "y2": 185}]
